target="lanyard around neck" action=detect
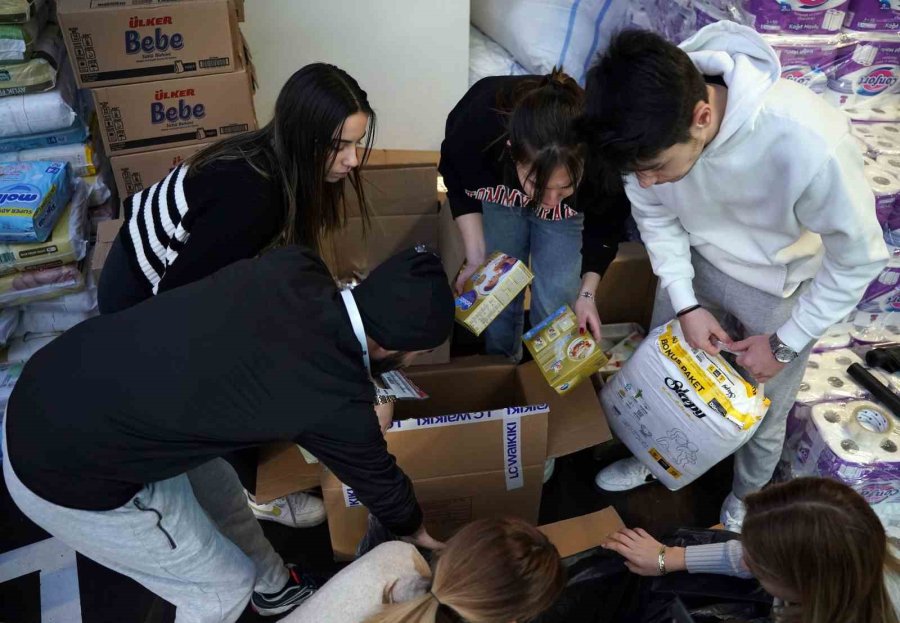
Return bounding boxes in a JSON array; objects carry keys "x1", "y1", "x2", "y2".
[{"x1": 340, "y1": 288, "x2": 370, "y2": 376}]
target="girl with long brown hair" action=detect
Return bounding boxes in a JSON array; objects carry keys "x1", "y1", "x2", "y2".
[
  {"x1": 284, "y1": 517, "x2": 566, "y2": 623},
  {"x1": 604, "y1": 477, "x2": 900, "y2": 623}
]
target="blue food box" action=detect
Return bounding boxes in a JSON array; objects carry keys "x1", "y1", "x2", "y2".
[{"x1": 0, "y1": 161, "x2": 72, "y2": 243}]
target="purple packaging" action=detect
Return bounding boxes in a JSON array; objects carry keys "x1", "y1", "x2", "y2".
[
  {"x1": 826, "y1": 38, "x2": 900, "y2": 114},
  {"x1": 845, "y1": 0, "x2": 900, "y2": 33},
  {"x1": 765, "y1": 35, "x2": 842, "y2": 92},
  {"x1": 858, "y1": 265, "x2": 900, "y2": 312},
  {"x1": 742, "y1": 0, "x2": 849, "y2": 33}
]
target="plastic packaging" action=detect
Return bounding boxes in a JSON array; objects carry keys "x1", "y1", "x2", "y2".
[
  {"x1": 0, "y1": 24, "x2": 63, "y2": 96},
  {"x1": 0, "y1": 118, "x2": 88, "y2": 155},
  {"x1": 468, "y1": 25, "x2": 528, "y2": 87},
  {"x1": 0, "y1": 61, "x2": 77, "y2": 138},
  {"x1": 0, "y1": 262, "x2": 84, "y2": 308},
  {"x1": 601, "y1": 319, "x2": 769, "y2": 490}
]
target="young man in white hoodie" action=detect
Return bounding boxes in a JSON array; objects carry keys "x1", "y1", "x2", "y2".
[{"x1": 581, "y1": 22, "x2": 888, "y2": 530}]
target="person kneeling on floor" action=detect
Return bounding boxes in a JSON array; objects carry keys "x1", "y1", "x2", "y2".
[{"x1": 2, "y1": 246, "x2": 453, "y2": 622}]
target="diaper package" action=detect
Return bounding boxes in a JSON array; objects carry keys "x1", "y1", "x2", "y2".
[
  {"x1": 454, "y1": 251, "x2": 533, "y2": 336},
  {"x1": 10, "y1": 141, "x2": 98, "y2": 177},
  {"x1": 0, "y1": 68, "x2": 77, "y2": 138},
  {"x1": 601, "y1": 319, "x2": 770, "y2": 490},
  {"x1": 0, "y1": 118, "x2": 88, "y2": 155},
  {"x1": 0, "y1": 160, "x2": 73, "y2": 243},
  {"x1": 0, "y1": 24, "x2": 64, "y2": 96},
  {"x1": 0, "y1": 0, "x2": 46, "y2": 24},
  {"x1": 0, "y1": 180, "x2": 87, "y2": 275},
  {"x1": 523, "y1": 305, "x2": 608, "y2": 395},
  {"x1": 0, "y1": 2, "x2": 45, "y2": 62}
]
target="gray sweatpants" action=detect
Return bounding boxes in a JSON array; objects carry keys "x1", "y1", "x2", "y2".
[
  {"x1": 650, "y1": 251, "x2": 813, "y2": 500},
  {"x1": 3, "y1": 422, "x2": 288, "y2": 623}
]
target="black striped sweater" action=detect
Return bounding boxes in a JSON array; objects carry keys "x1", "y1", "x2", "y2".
[{"x1": 117, "y1": 158, "x2": 282, "y2": 303}]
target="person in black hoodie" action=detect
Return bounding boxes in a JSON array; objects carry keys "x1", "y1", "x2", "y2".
[
  {"x1": 3, "y1": 246, "x2": 453, "y2": 622},
  {"x1": 439, "y1": 70, "x2": 629, "y2": 361}
]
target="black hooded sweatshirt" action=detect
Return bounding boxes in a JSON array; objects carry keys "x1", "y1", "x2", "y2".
[{"x1": 6, "y1": 245, "x2": 422, "y2": 535}]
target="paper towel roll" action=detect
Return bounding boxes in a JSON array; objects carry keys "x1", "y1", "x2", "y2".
[
  {"x1": 796, "y1": 349, "x2": 868, "y2": 405},
  {"x1": 810, "y1": 400, "x2": 900, "y2": 463}
]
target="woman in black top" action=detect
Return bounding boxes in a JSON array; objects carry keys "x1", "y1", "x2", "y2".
[
  {"x1": 98, "y1": 62, "x2": 376, "y2": 314},
  {"x1": 439, "y1": 70, "x2": 628, "y2": 360}
]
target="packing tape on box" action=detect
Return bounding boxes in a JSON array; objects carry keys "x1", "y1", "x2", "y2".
[{"x1": 339, "y1": 405, "x2": 551, "y2": 506}]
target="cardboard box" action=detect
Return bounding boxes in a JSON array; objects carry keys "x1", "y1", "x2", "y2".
[
  {"x1": 232, "y1": 0, "x2": 244, "y2": 21},
  {"x1": 308, "y1": 357, "x2": 610, "y2": 559},
  {"x1": 524, "y1": 305, "x2": 609, "y2": 395},
  {"x1": 57, "y1": 0, "x2": 243, "y2": 89},
  {"x1": 455, "y1": 252, "x2": 533, "y2": 337},
  {"x1": 92, "y1": 68, "x2": 257, "y2": 156},
  {"x1": 109, "y1": 143, "x2": 209, "y2": 199},
  {"x1": 538, "y1": 507, "x2": 625, "y2": 558},
  {"x1": 91, "y1": 218, "x2": 123, "y2": 283},
  {"x1": 595, "y1": 242, "x2": 658, "y2": 330}
]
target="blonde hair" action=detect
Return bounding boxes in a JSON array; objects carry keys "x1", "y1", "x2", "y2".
[
  {"x1": 742, "y1": 477, "x2": 900, "y2": 623},
  {"x1": 365, "y1": 517, "x2": 565, "y2": 623}
]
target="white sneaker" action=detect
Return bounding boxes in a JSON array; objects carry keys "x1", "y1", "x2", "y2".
[
  {"x1": 720, "y1": 492, "x2": 746, "y2": 533},
  {"x1": 247, "y1": 491, "x2": 326, "y2": 528},
  {"x1": 594, "y1": 457, "x2": 656, "y2": 492}
]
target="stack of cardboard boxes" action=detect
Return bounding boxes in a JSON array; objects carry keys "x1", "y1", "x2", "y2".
[{"x1": 56, "y1": 0, "x2": 256, "y2": 205}]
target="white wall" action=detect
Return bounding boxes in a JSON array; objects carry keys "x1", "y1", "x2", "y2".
[{"x1": 241, "y1": 0, "x2": 469, "y2": 151}]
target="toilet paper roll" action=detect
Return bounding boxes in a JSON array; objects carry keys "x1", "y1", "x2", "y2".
[
  {"x1": 810, "y1": 400, "x2": 900, "y2": 463},
  {"x1": 870, "y1": 135, "x2": 900, "y2": 157},
  {"x1": 813, "y1": 322, "x2": 854, "y2": 352},
  {"x1": 796, "y1": 349, "x2": 868, "y2": 405},
  {"x1": 865, "y1": 165, "x2": 900, "y2": 230},
  {"x1": 876, "y1": 154, "x2": 900, "y2": 177},
  {"x1": 851, "y1": 310, "x2": 900, "y2": 343},
  {"x1": 874, "y1": 124, "x2": 900, "y2": 142}
]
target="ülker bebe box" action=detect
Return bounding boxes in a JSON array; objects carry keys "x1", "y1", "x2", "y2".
[
  {"x1": 454, "y1": 251, "x2": 533, "y2": 336},
  {"x1": 523, "y1": 305, "x2": 608, "y2": 394},
  {"x1": 57, "y1": 0, "x2": 242, "y2": 89}
]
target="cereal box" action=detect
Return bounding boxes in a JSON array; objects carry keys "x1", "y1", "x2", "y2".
[
  {"x1": 454, "y1": 251, "x2": 533, "y2": 336},
  {"x1": 523, "y1": 305, "x2": 608, "y2": 394}
]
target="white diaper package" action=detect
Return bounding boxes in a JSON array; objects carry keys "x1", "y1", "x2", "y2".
[
  {"x1": 0, "y1": 62, "x2": 77, "y2": 138},
  {"x1": 601, "y1": 319, "x2": 770, "y2": 490}
]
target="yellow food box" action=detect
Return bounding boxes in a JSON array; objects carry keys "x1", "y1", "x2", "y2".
[
  {"x1": 454, "y1": 251, "x2": 533, "y2": 336},
  {"x1": 523, "y1": 305, "x2": 608, "y2": 394}
]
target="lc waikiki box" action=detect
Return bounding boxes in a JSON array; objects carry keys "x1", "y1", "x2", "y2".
[
  {"x1": 110, "y1": 142, "x2": 208, "y2": 199},
  {"x1": 524, "y1": 305, "x2": 608, "y2": 395},
  {"x1": 92, "y1": 68, "x2": 256, "y2": 156},
  {"x1": 317, "y1": 358, "x2": 611, "y2": 559},
  {"x1": 57, "y1": 0, "x2": 243, "y2": 89},
  {"x1": 0, "y1": 161, "x2": 73, "y2": 243},
  {"x1": 455, "y1": 251, "x2": 533, "y2": 336}
]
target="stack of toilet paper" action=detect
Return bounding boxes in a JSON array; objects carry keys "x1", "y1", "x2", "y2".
[
  {"x1": 826, "y1": 36, "x2": 900, "y2": 120},
  {"x1": 814, "y1": 322, "x2": 856, "y2": 351},
  {"x1": 742, "y1": 0, "x2": 849, "y2": 34},
  {"x1": 844, "y1": 0, "x2": 900, "y2": 40},
  {"x1": 789, "y1": 399, "x2": 900, "y2": 536}
]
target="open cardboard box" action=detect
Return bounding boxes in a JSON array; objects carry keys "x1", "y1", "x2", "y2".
[{"x1": 256, "y1": 356, "x2": 611, "y2": 559}]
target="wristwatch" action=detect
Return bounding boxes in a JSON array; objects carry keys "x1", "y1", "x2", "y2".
[{"x1": 769, "y1": 333, "x2": 798, "y2": 364}]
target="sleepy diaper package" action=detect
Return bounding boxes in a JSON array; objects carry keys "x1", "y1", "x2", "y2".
[
  {"x1": 601, "y1": 319, "x2": 770, "y2": 490},
  {"x1": 0, "y1": 160, "x2": 73, "y2": 243}
]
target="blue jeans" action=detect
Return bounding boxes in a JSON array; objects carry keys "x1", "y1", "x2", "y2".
[{"x1": 482, "y1": 201, "x2": 584, "y2": 361}]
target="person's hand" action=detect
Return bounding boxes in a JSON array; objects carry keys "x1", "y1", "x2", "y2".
[
  {"x1": 454, "y1": 255, "x2": 484, "y2": 297},
  {"x1": 731, "y1": 334, "x2": 786, "y2": 383},
  {"x1": 375, "y1": 401, "x2": 394, "y2": 435},
  {"x1": 403, "y1": 524, "x2": 445, "y2": 550},
  {"x1": 575, "y1": 296, "x2": 603, "y2": 342},
  {"x1": 602, "y1": 528, "x2": 686, "y2": 576},
  {"x1": 679, "y1": 308, "x2": 731, "y2": 356}
]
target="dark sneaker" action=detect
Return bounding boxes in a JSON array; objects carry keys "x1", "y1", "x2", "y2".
[{"x1": 251, "y1": 564, "x2": 321, "y2": 616}]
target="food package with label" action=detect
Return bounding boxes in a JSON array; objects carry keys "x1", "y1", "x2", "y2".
[
  {"x1": 523, "y1": 305, "x2": 608, "y2": 394},
  {"x1": 454, "y1": 251, "x2": 533, "y2": 336},
  {"x1": 0, "y1": 261, "x2": 84, "y2": 308},
  {"x1": 0, "y1": 160, "x2": 72, "y2": 243},
  {"x1": 601, "y1": 319, "x2": 770, "y2": 490}
]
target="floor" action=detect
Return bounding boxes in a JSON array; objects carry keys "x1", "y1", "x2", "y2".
[{"x1": 0, "y1": 325, "x2": 734, "y2": 623}]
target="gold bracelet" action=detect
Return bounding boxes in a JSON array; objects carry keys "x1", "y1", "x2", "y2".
[{"x1": 657, "y1": 545, "x2": 667, "y2": 575}]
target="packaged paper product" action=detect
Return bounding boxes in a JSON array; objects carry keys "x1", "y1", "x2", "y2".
[
  {"x1": 0, "y1": 181, "x2": 87, "y2": 275},
  {"x1": 5, "y1": 331, "x2": 57, "y2": 363},
  {"x1": 82, "y1": 165, "x2": 112, "y2": 208},
  {"x1": 471, "y1": 0, "x2": 630, "y2": 83},
  {"x1": 789, "y1": 400, "x2": 900, "y2": 534},
  {"x1": 12, "y1": 141, "x2": 98, "y2": 177},
  {"x1": 813, "y1": 322, "x2": 854, "y2": 351},
  {"x1": 601, "y1": 319, "x2": 769, "y2": 490},
  {"x1": 0, "y1": 0, "x2": 46, "y2": 24},
  {"x1": 825, "y1": 37, "x2": 900, "y2": 117},
  {"x1": 844, "y1": 0, "x2": 900, "y2": 33},
  {"x1": 17, "y1": 306, "x2": 95, "y2": 334},
  {"x1": 0, "y1": 68, "x2": 77, "y2": 138},
  {"x1": 850, "y1": 310, "x2": 900, "y2": 343},
  {"x1": 742, "y1": 0, "x2": 848, "y2": 34},
  {"x1": 0, "y1": 2, "x2": 45, "y2": 62},
  {"x1": 0, "y1": 118, "x2": 88, "y2": 155},
  {"x1": 763, "y1": 34, "x2": 844, "y2": 94},
  {"x1": 25, "y1": 272, "x2": 96, "y2": 313},
  {"x1": 468, "y1": 25, "x2": 528, "y2": 87},
  {"x1": 0, "y1": 306, "x2": 17, "y2": 345},
  {"x1": 795, "y1": 349, "x2": 870, "y2": 405},
  {"x1": 0, "y1": 160, "x2": 72, "y2": 243},
  {"x1": 523, "y1": 305, "x2": 609, "y2": 394},
  {"x1": 455, "y1": 251, "x2": 533, "y2": 336},
  {"x1": 0, "y1": 261, "x2": 84, "y2": 307},
  {"x1": 0, "y1": 24, "x2": 64, "y2": 96}
]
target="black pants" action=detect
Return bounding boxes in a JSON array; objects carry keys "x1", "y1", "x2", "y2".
[{"x1": 97, "y1": 235, "x2": 153, "y2": 315}]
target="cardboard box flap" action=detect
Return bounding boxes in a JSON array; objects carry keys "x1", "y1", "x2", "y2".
[
  {"x1": 397, "y1": 362, "x2": 519, "y2": 420},
  {"x1": 255, "y1": 443, "x2": 321, "y2": 504},
  {"x1": 60, "y1": 0, "x2": 219, "y2": 12},
  {"x1": 517, "y1": 361, "x2": 611, "y2": 458},
  {"x1": 538, "y1": 507, "x2": 625, "y2": 558},
  {"x1": 343, "y1": 166, "x2": 438, "y2": 218},
  {"x1": 364, "y1": 149, "x2": 441, "y2": 167}
]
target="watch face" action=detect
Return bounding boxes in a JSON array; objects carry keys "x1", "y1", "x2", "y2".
[{"x1": 775, "y1": 346, "x2": 795, "y2": 363}]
